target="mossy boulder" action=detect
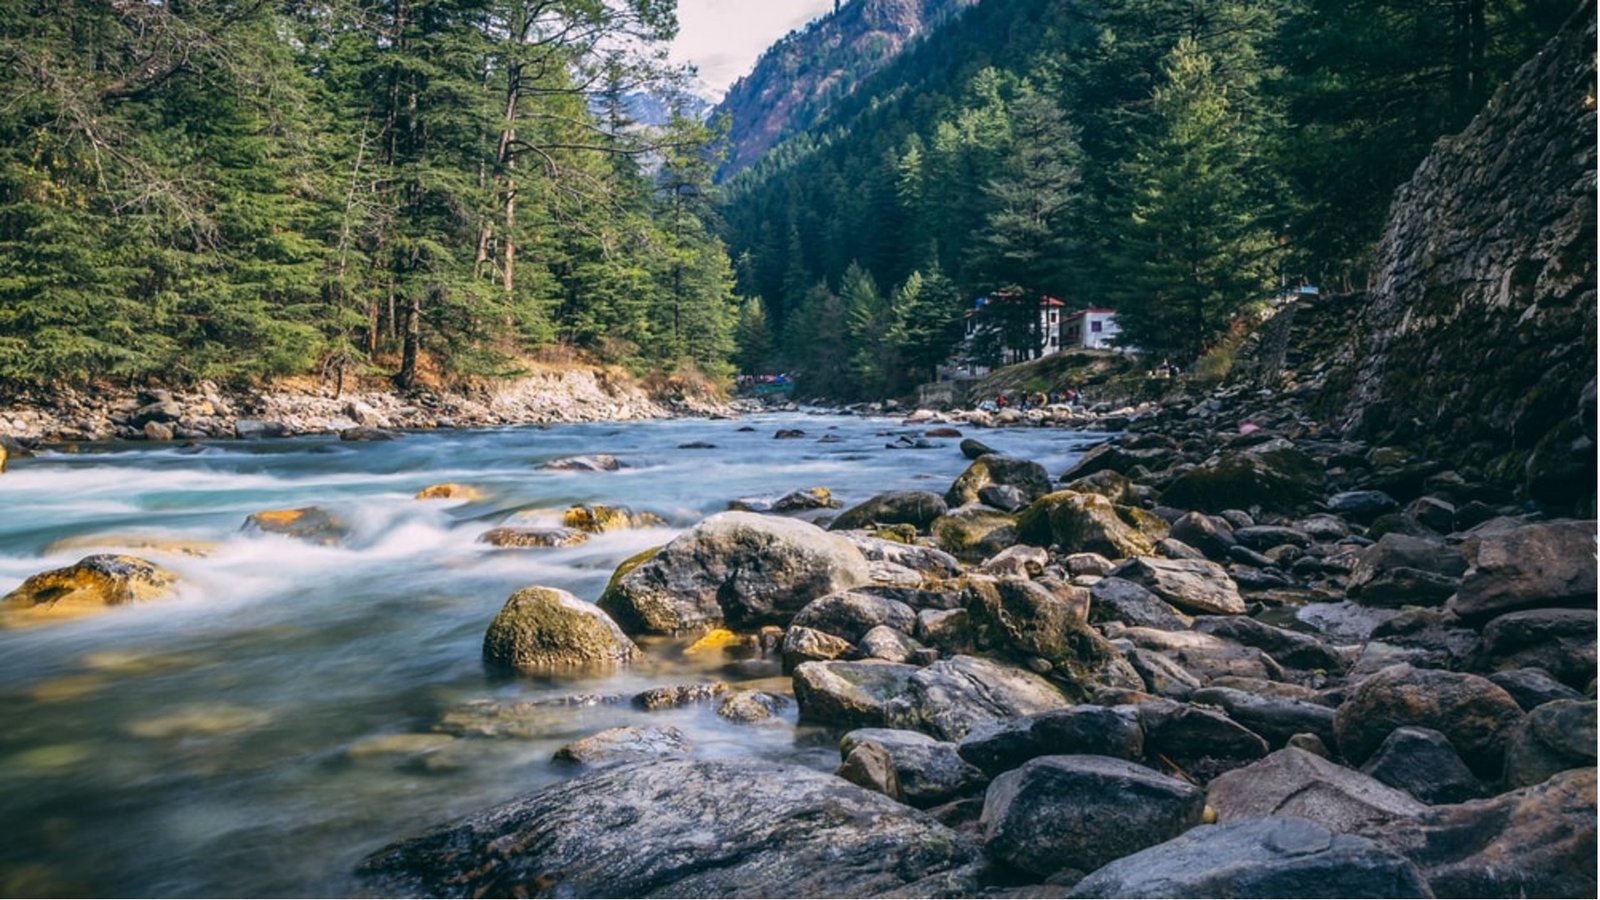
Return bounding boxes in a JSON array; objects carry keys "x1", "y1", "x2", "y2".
[
  {"x1": 931, "y1": 505, "x2": 1018, "y2": 560},
  {"x1": 242, "y1": 506, "x2": 349, "y2": 545},
  {"x1": 597, "y1": 512, "x2": 872, "y2": 634},
  {"x1": 482, "y1": 586, "x2": 640, "y2": 675},
  {"x1": 962, "y1": 578, "x2": 1142, "y2": 701},
  {"x1": 1016, "y1": 491, "x2": 1160, "y2": 559},
  {"x1": 1160, "y1": 442, "x2": 1325, "y2": 515},
  {"x1": 829, "y1": 490, "x2": 947, "y2": 532},
  {"x1": 1, "y1": 554, "x2": 178, "y2": 626},
  {"x1": 945, "y1": 455, "x2": 1052, "y2": 508},
  {"x1": 562, "y1": 504, "x2": 666, "y2": 533}
]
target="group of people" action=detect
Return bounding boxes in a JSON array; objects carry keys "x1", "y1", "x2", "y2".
[{"x1": 978, "y1": 387, "x2": 1084, "y2": 413}]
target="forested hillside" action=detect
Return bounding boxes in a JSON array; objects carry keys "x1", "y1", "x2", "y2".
[
  {"x1": 0, "y1": 0, "x2": 736, "y2": 389},
  {"x1": 722, "y1": 0, "x2": 1573, "y2": 399},
  {"x1": 712, "y1": 0, "x2": 976, "y2": 178}
]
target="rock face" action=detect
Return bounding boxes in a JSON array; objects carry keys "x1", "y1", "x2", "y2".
[
  {"x1": 1068, "y1": 817, "x2": 1432, "y2": 899},
  {"x1": 597, "y1": 512, "x2": 872, "y2": 634},
  {"x1": 0, "y1": 554, "x2": 178, "y2": 625},
  {"x1": 1329, "y1": 10, "x2": 1597, "y2": 516},
  {"x1": 357, "y1": 758, "x2": 982, "y2": 898},
  {"x1": 482, "y1": 587, "x2": 639, "y2": 675},
  {"x1": 981, "y1": 755, "x2": 1205, "y2": 878}
]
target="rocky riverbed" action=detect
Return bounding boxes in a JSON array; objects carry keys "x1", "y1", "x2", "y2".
[{"x1": 337, "y1": 369, "x2": 1596, "y2": 898}]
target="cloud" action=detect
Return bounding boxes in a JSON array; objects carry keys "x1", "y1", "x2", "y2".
[{"x1": 669, "y1": 0, "x2": 836, "y2": 97}]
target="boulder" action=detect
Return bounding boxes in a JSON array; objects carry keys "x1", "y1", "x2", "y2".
[
  {"x1": 1137, "y1": 700, "x2": 1271, "y2": 782},
  {"x1": 597, "y1": 512, "x2": 872, "y2": 634},
  {"x1": 945, "y1": 455, "x2": 1052, "y2": 508},
  {"x1": 1327, "y1": 490, "x2": 1400, "y2": 523},
  {"x1": 716, "y1": 690, "x2": 790, "y2": 723},
  {"x1": 1169, "y1": 511, "x2": 1237, "y2": 561},
  {"x1": 858, "y1": 625, "x2": 920, "y2": 663},
  {"x1": 1361, "y1": 768, "x2": 1596, "y2": 899},
  {"x1": 842, "y1": 535, "x2": 960, "y2": 579},
  {"x1": 1347, "y1": 533, "x2": 1468, "y2": 607},
  {"x1": 962, "y1": 578, "x2": 1141, "y2": 701},
  {"x1": 1449, "y1": 519, "x2": 1597, "y2": 620},
  {"x1": 1189, "y1": 687, "x2": 1338, "y2": 749},
  {"x1": 1208, "y1": 748, "x2": 1427, "y2": 832},
  {"x1": 1016, "y1": 491, "x2": 1159, "y2": 559},
  {"x1": 884, "y1": 655, "x2": 1071, "y2": 741},
  {"x1": 561, "y1": 504, "x2": 666, "y2": 533},
  {"x1": 981, "y1": 755, "x2": 1205, "y2": 878},
  {"x1": 1359, "y1": 726, "x2": 1486, "y2": 804},
  {"x1": 552, "y1": 725, "x2": 689, "y2": 765},
  {"x1": 1191, "y1": 615, "x2": 1345, "y2": 672},
  {"x1": 838, "y1": 728, "x2": 987, "y2": 808},
  {"x1": 540, "y1": 454, "x2": 620, "y2": 471},
  {"x1": 976, "y1": 544, "x2": 1049, "y2": 579},
  {"x1": 414, "y1": 483, "x2": 481, "y2": 501},
  {"x1": 357, "y1": 759, "x2": 982, "y2": 898},
  {"x1": 958, "y1": 706, "x2": 1145, "y2": 777},
  {"x1": 633, "y1": 682, "x2": 728, "y2": 710},
  {"x1": 1334, "y1": 663, "x2": 1525, "y2": 778},
  {"x1": 959, "y1": 438, "x2": 997, "y2": 460},
  {"x1": 1501, "y1": 699, "x2": 1597, "y2": 788},
  {"x1": 730, "y1": 487, "x2": 841, "y2": 514},
  {"x1": 0, "y1": 554, "x2": 178, "y2": 625},
  {"x1": 793, "y1": 660, "x2": 918, "y2": 728},
  {"x1": 782, "y1": 624, "x2": 857, "y2": 671},
  {"x1": 829, "y1": 490, "x2": 948, "y2": 532},
  {"x1": 482, "y1": 587, "x2": 639, "y2": 675},
  {"x1": 478, "y1": 526, "x2": 589, "y2": 549},
  {"x1": 1068, "y1": 816, "x2": 1432, "y2": 899},
  {"x1": 1111, "y1": 557, "x2": 1245, "y2": 615},
  {"x1": 1060, "y1": 442, "x2": 1175, "y2": 481},
  {"x1": 340, "y1": 426, "x2": 397, "y2": 441},
  {"x1": 1473, "y1": 607, "x2": 1597, "y2": 689},
  {"x1": 1159, "y1": 443, "x2": 1325, "y2": 515},
  {"x1": 930, "y1": 505, "x2": 1017, "y2": 559},
  {"x1": 789, "y1": 591, "x2": 916, "y2": 644},
  {"x1": 1487, "y1": 667, "x2": 1584, "y2": 711},
  {"x1": 1087, "y1": 577, "x2": 1193, "y2": 630},
  {"x1": 242, "y1": 506, "x2": 348, "y2": 545}
]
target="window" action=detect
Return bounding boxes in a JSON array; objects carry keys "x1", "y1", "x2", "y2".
[
  {"x1": 1049, "y1": 311, "x2": 1058, "y2": 323},
  {"x1": 1091, "y1": 321, "x2": 1103, "y2": 333}
]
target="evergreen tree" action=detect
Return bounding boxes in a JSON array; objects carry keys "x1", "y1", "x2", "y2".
[
  {"x1": 1108, "y1": 38, "x2": 1279, "y2": 360},
  {"x1": 732, "y1": 297, "x2": 773, "y2": 375}
]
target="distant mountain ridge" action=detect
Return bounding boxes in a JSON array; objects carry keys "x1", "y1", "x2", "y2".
[{"x1": 712, "y1": 0, "x2": 976, "y2": 179}]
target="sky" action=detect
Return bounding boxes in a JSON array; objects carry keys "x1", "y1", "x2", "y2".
[{"x1": 668, "y1": 0, "x2": 837, "y2": 98}]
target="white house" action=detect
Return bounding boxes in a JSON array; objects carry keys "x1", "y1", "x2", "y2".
[
  {"x1": 959, "y1": 294, "x2": 1066, "y2": 367},
  {"x1": 1061, "y1": 308, "x2": 1121, "y2": 350}
]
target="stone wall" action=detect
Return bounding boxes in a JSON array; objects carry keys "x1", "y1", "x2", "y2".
[{"x1": 1329, "y1": 4, "x2": 1596, "y2": 515}]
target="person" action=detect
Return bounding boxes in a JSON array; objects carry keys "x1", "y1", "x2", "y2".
[{"x1": 996, "y1": 393, "x2": 1009, "y2": 408}]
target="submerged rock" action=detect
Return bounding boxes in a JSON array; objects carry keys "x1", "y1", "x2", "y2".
[
  {"x1": 414, "y1": 483, "x2": 481, "y2": 501},
  {"x1": 481, "y1": 587, "x2": 639, "y2": 675},
  {"x1": 540, "y1": 453, "x2": 621, "y2": 471},
  {"x1": 1, "y1": 554, "x2": 178, "y2": 626},
  {"x1": 478, "y1": 526, "x2": 590, "y2": 549},
  {"x1": 552, "y1": 725, "x2": 689, "y2": 766},
  {"x1": 356, "y1": 758, "x2": 982, "y2": 898},
  {"x1": 242, "y1": 506, "x2": 348, "y2": 545},
  {"x1": 561, "y1": 504, "x2": 666, "y2": 533}
]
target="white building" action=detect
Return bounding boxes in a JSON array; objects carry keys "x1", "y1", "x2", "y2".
[
  {"x1": 959, "y1": 294, "x2": 1066, "y2": 367},
  {"x1": 1061, "y1": 308, "x2": 1121, "y2": 350}
]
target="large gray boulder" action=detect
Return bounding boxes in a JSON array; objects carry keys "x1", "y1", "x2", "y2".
[
  {"x1": 789, "y1": 591, "x2": 916, "y2": 644},
  {"x1": 793, "y1": 660, "x2": 918, "y2": 728},
  {"x1": 482, "y1": 587, "x2": 640, "y2": 675},
  {"x1": 838, "y1": 728, "x2": 987, "y2": 808},
  {"x1": 1015, "y1": 491, "x2": 1160, "y2": 559},
  {"x1": 1189, "y1": 687, "x2": 1338, "y2": 749},
  {"x1": 598, "y1": 512, "x2": 872, "y2": 634},
  {"x1": 1501, "y1": 699, "x2": 1597, "y2": 788},
  {"x1": 1359, "y1": 726, "x2": 1486, "y2": 805},
  {"x1": 1449, "y1": 518, "x2": 1597, "y2": 620},
  {"x1": 982, "y1": 755, "x2": 1205, "y2": 878},
  {"x1": 1360, "y1": 768, "x2": 1597, "y2": 898},
  {"x1": 962, "y1": 578, "x2": 1142, "y2": 701},
  {"x1": 1159, "y1": 441, "x2": 1325, "y2": 515},
  {"x1": 1207, "y1": 748, "x2": 1427, "y2": 833},
  {"x1": 958, "y1": 706, "x2": 1145, "y2": 777},
  {"x1": 1347, "y1": 533, "x2": 1468, "y2": 607},
  {"x1": 945, "y1": 455, "x2": 1052, "y2": 508},
  {"x1": 1111, "y1": 557, "x2": 1246, "y2": 615},
  {"x1": 357, "y1": 758, "x2": 982, "y2": 898},
  {"x1": 884, "y1": 655, "x2": 1071, "y2": 741},
  {"x1": 1068, "y1": 817, "x2": 1432, "y2": 898}
]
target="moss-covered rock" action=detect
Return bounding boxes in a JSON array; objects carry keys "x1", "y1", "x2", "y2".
[
  {"x1": 1, "y1": 554, "x2": 178, "y2": 626},
  {"x1": 962, "y1": 578, "x2": 1142, "y2": 701},
  {"x1": 944, "y1": 455, "x2": 1052, "y2": 508},
  {"x1": 482, "y1": 586, "x2": 640, "y2": 675},
  {"x1": 1016, "y1": 491, "x2": 1158, "y2": 559},
  {"x1": 931, "y1": 505, "x2": 1018, "y2": 560},
  {"x1": 561, "y1": 504, "x2": 666, "y2": 533}
]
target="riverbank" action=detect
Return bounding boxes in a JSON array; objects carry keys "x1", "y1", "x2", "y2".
[{"x1": 0, "y1": 363, "x2": 737, "y2": 444}]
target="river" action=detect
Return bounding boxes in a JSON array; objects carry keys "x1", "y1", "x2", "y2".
[{"x1": 0, "y1": 412, "x2": 1100, "y2": 897}]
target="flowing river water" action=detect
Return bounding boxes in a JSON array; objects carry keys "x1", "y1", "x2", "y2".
[{"x1": 0, "y1": 413, "x2": 1101, "y2": 897}]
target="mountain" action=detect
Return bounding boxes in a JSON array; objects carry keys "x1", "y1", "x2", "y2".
[{"x1": 711, "y1": 0, "x2": 976, "y2": 179}]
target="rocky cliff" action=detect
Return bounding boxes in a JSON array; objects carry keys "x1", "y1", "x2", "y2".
[
  {"x1": 1327, "y1": 4, "x2": 1596, "y2": 515},
  {"x1": 713, "y1": 0, "x2": 974, "y2": 178}
]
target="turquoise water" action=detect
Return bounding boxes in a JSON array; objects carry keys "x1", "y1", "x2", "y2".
[{"x1": 0, "y1": 413, "x2": 1099, "y2": 897}]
